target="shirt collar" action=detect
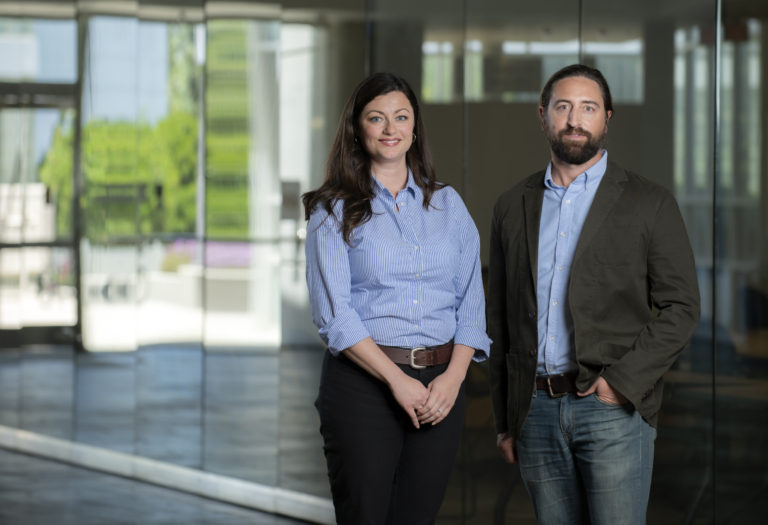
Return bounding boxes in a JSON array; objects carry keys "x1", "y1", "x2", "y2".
[
  {"x1": 372, "y1": 168, "x2": 421, "y2": 201},
  {"x1": 544, "y1": 149, "x2": 609, "y2": 191}
]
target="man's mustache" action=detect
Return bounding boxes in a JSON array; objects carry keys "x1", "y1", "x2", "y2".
[{"x1": 559, "y1": 126, "x2": 592, "y2": 139}]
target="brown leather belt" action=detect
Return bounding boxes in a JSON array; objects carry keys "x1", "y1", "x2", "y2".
[
  {"x1": 536, "y1": 372, "x2": 577, "y2": 398},
  {"x1": 379, "y1": 341, "x2": 453, "y2": 369}
]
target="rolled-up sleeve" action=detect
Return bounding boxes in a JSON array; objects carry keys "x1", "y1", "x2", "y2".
[
  {"x1": 305, "y1": 209, "x2": 370, "y2": 355},
  {"x1": 451, "y1": 193, "x2": 492, "y2": 361}
]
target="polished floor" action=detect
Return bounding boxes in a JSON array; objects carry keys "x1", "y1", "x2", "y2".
[
  {"x1": 0, "y1": 332, "x2": 767, "y2": 524},
  {"x1": 0, "y1": 448, "x2": 310, "y2": 525}
]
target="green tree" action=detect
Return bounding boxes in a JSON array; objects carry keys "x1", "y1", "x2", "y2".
[
  {"x1": 38, "y1": 119, "x2": 73, "y2": 238},
  {"x1": 39, "y1": 111, "x2": 199, "y2": 241}
]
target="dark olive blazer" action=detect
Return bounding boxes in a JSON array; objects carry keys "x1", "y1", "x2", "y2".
[{"x1": 487, "y1": 160, "x2": 701, "y2": 438}]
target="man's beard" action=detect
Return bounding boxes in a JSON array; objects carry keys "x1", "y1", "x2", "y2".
[{"x1": 546, "y1": 125, "x2": 606, "y2": 165}]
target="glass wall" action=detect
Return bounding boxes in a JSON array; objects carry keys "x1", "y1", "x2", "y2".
[{"x1": 0, "y1": 0, "x2": 766, "y2": 523}]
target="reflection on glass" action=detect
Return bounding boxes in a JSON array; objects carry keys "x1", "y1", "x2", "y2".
[
  {"x1": 75, "y1": 351, "x2": 136, "y2": 453},
  {"x1": 0, "y1": 247, "x2": 76, "y2": 329},
  {"x1": 204, "y1": 350, "x2": 278, "y2": 484},
  {"x1": 1, "y1": 108, "x2": 74, "y2": 244},
  {"x1": 0, "y1": 349, "x2": 20, "y2": 428},
  {"x1": 81, "y1": 16, "x2": 204, "y2": 352},
  {"x1": 0, "y1": 17, "x2": 76, "y2": 83},
  {"x1": 201, "y1": 15, "x2": 281, "y2": 487},
  {"x1": 21, "y1": 247, "x2": 76, "y2": 326},
  {"x1": 20, "y1": 346, "x2": 75, "y2": 441},
  {"x1": 80, "y1": 15, "x2": 139, "y2": 352},
  {"x1": 0, "y1": 105, "x2": 77, "y2": 328},
  {"x1": 715, "y1": 15, "x2": 767, "y2": 522},
  {"x1": 77, "y1": 13, "x2": 207, "y2": 472},
  {"x1": 81, "y1": 241, "x2": 139, "y2": 351},
  {"x1": 136, "y1": 343, "x2": 203, "y2": 467},
  {"x1": 136, "y1": 239, "x2": 203, "y2": 346},
  {"x1": 422, "y1": 40, "x2": 456, "y2": 102},
  {"x1": 204, "y1": 18, "x2": 280, "y2": 349}
]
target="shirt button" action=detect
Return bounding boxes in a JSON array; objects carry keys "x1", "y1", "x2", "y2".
[
  {"x1": 557, "y1": 265, "x2": 564, "y2": 271},
  {"x1": 413, "y1": 324, "x2": 419, "y2": 329},
  {"x1": 552, "y1": 300, "x2": 558, "y2": 306},
  {"x1": 565, "y1": 199, "x2": 571, "y2": 204},
  {"x1": 549, "y1": 336, "x2": 555, "y2": 342},
  {"x1": 414, "y1": 273, "x2": 419, "y2": 278},
  {"x1": 414, "y1": 245, "x2": 419, "y2": 251},
  {"x1": 412, "y1": 299, "x2": 418, "y2": 304},
  {"x1": 559, "y1": 232, "x2": 566, "y2": 237}
]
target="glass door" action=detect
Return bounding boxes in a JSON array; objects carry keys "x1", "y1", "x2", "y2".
[{"x1": 0, "y1": 100, "x2": 78, "y2": 342}]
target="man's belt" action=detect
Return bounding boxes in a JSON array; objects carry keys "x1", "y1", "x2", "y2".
[{"x1": 536, "y1": 372, "x2": 578, "y2": 398}]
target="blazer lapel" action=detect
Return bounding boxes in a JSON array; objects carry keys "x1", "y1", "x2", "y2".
[
  {"x1": 523, "y1": 173, "x2": 545, "y2": 290},
  {"x1": 572, "y1": 161, "x2": 627, "y2": 264}
]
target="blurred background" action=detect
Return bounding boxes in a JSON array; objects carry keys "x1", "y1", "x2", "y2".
[{"x1": 0, "y1": 0, "x2": 766, "y2": 523}]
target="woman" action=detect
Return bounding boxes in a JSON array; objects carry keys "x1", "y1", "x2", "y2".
[{"x1": 303, "y1": 72, "x2": 490, "y2": 524}]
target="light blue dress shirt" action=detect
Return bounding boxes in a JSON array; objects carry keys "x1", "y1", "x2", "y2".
[
  {"x1": 306, "y1": 171, "x2": 490, "y2": 361},
  {"x1": 536, "y1": 151, "x2": 608, "y2": 375}
]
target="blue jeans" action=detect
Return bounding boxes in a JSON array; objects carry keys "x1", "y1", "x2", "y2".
[{"x1": 516, "y1": 391, "x2": 656, "y2": 525}]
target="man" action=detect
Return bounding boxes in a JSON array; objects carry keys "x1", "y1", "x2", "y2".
[{"x1": 487, "y1": 64, "x2": 700, "y2": 524}]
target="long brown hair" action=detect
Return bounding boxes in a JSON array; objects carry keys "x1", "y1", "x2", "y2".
[{"x1": 302, "y1": 72, "x2": 442, "y2": 243}]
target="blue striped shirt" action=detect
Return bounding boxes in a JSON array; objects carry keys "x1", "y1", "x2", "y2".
[
  {"x1": 537, "y1": 150, "x2": 608, "y2": 375},
  {"x1": 305, "y1": 171, "x2": 491, "y2": 360}
]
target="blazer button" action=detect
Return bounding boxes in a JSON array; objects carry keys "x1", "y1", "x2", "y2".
[
  {"x1": 528, "y1": 311, "x2": 536, "y2": 320},
  {"x1": 529, "y1": 348, "x2": 536, "y2": 357}
]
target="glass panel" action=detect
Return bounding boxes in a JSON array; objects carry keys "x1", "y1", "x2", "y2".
[
  {"x1": 276, "y1": 1, "x2": 368, "y2": 498},
  {"x1": 0, "y1": 347, "x2": 20, "y2": 428},
  {"x1": 463, "y1": 3, "x2": 580, "y2": 520},
  {"x1": 20, "y1": 344, "x2": 75, "y2": 440},
  {"x1": 277, "y1": 21, "x2": 330, "y2": 496},
  {"x1": 0, "y1": 17, "x2": 77, "y2": 83},
  {"x1": 0, "y1": 246, "x2": 75, "y2": 328},
  {"x1": 133, "y1": 16, "x2": 205, "y2": 468},
  {"x1": 202, "y1": 15, "x2": 281, "y2": 486},
  {"x1": 0, "y1": 107, "x2": 74, "y2": 244},
  {"x1": 0, "y1": 248, "x2": 23, "y2": 329},
  {"x1": 20, "y1": 246, "x2": 76, "y2": 326},
  {"x1": 580, "y1": 1, "x2": 716, "y2": 522},
  {"x1": 466, "y1": 0, "x2": 581, "y2": 270},
  {"x1": 80, "y1": 15, "x2": 140, "y2": 353},
  {"x1": 79, "y1": 11, "x2": 207, "y2": 472},
  {"x1": 75, "y1": 351, "x2": 136, "y2": 453},
  {"x1": 715, "y1": 6, "x2": 767, "y2": 522}
]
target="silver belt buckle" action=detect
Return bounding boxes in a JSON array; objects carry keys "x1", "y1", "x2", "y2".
[{"x1": 409, "y1": 347, "x2": 426, "y2": 369}]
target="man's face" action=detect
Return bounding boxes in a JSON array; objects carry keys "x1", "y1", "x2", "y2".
[{"x1": 539, "y1": 76, "x2": 612, "y2": 166}]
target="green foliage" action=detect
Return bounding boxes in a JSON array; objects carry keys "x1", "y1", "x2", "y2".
[
  {"x1": 39, "y1": 19, "x2": 257, "y2": 242},
  {"x1": 40, "y1": 111, "x2": 200, "y2": 241},
  {"x1": 38, "y1": 122, "x2": 73, "y2": 237},
  {"x1": 204, "y1": 19, "x2": 250, "y2": 238}
]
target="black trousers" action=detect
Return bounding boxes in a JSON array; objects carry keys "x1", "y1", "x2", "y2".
[{"x1": 315, "y1": 351, "x2": 465, "y2": 525}]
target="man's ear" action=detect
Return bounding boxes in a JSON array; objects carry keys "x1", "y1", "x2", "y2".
[{"x1": 538, "y1": 106, "x2": 546, "y2": 130}]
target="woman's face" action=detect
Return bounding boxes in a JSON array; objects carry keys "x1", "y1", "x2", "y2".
[{"x1": 358, "y1": 90, "x2": 414, "y2": 169}]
